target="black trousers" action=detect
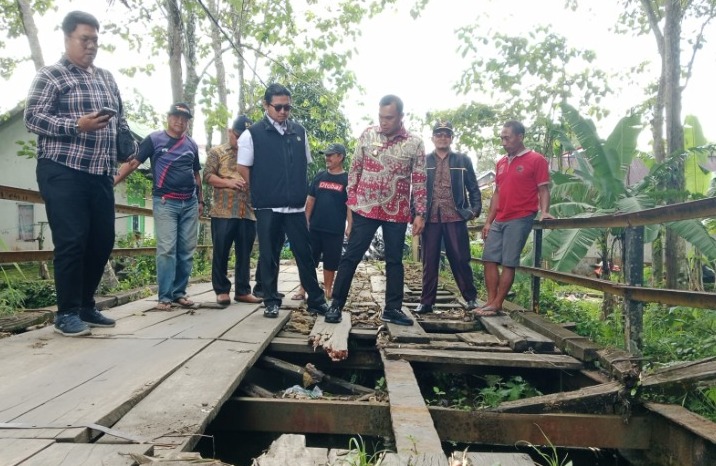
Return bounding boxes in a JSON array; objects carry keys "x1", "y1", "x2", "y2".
[
  {"x1": 36, "y1": 159, "x2": 115, "y2": 314},
  {"x1": 254, "y1": 209, "x2": 325, "y2": 308},
  {"x1": 210, "y1": 217, "x2": 256, "y2": 296},
  {"x1": 421, "y1": 221, "x2": 477, "y2": 304},
  {"x1": 332, "y1": 213, "x2": 407, "y2": 310},
  {"x1": 253, "y1": 223, "x2": 284, "y2": 294}
]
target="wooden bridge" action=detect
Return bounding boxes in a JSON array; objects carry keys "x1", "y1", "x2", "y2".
[{"x1": 1, "y1": 261, "x2": 715, "y2": 466}]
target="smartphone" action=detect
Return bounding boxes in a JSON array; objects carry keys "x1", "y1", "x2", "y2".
[{"x1": 97, "y1": 106, "x2": 117, "y2": 118}]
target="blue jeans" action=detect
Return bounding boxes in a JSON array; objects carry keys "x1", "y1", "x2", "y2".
[{"x1": 154, "y1": 196, "x2": 199, "y2": 303}]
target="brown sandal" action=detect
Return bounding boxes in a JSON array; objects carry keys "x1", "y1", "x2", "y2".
[
  {"x1": 173, "y1": 297, "x2": 195, "y2": 308},
  {"x1": 154, "y1": 302, "x2": 173, "y2": 311}
]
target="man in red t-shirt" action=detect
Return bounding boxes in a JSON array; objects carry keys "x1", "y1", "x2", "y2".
[{"x1": 477, "y1": 120, "x2": 554, "y2": 316}]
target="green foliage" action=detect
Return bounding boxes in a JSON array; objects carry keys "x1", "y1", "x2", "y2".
[
  {"x1": 517, "y1": 425, "x2": 573, "y2": 466},
  {"x1": 424, "y1": 373, "x2": 542, "y2": 410},
  {"x1": 345, "y1": 436, "x2": 386, "y2": 466},
  {"x1": 15, "y1": 139, "x2": 37, "y2": 159}
]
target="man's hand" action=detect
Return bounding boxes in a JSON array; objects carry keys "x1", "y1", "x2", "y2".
[
  {"x1": 481, "y1": 222, "x2": 491, "y2": 240},
  {"x1": 539, "y1": 211, "x2": 555, "y2": 221},
  {"x1": 77, "y1": 111, "x2": 111, "y2": 133},
  {"x1": 412, "y1": 215, "x2": 425, "y2": 236}
]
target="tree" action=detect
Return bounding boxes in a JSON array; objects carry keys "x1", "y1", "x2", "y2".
[
  {"x1": 0, "y1": 0, "x2": 54, "y2": 75},
  {"x1": 455, "y1": 24, "x2": 613, "y2": 158}
]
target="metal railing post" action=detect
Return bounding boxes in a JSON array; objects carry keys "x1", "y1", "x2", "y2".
[
  {"x1": 624, "y1": 226, "x2": 645, "y2": 355},
  {"x1": 531, "y1": 228, "x2": 542, "y2": 313}
]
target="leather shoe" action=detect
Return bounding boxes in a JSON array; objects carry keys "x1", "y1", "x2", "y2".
[
  {"x1": 235, "y1": 294, "x2": 263, "y2": 304},
  {"x1": 414, "y1": 303, "x2": 433, "y2": 314},
  {"x1": 264, "y1": 304, "x2": 280, "y2": 318},
  {"x1": 324, "y1": 303, "x2": 342, "y2": 323},
  {"x1": 308, "y1": 302, "x2": 329, "y2": 316},
  {"x1": 465, "y1": 300, "x2": 478, "y2": 311}
]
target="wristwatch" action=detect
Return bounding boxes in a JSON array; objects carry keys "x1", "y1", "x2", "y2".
[{"x1": 74, "y1": 120, "x2": 81, "y2": 134}]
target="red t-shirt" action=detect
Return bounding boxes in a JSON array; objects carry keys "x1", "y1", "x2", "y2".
[{"x1": 494, "y1": 149, "x2": 550, "y2": 222}]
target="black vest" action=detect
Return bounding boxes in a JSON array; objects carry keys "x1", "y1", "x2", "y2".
[{"x1": 248, "y1": 118, "x2": 308, "y2": 209}]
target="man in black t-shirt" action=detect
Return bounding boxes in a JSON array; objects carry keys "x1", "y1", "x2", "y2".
[{"x1": 293, "y1": 143, "x2": 352, "y2": 309}]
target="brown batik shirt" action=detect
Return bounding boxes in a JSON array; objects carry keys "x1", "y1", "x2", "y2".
[
  {"x1": 203, "y1": 142, "x2": 255, "y2": 220},
  {"x1": 428, "y1": 153, "x2": 461, "y2": 223}
]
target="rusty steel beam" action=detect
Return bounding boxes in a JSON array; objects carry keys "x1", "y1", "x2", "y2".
[
  {"x1": 218, "y1": 398, "x2": 392, "y2": 437},
  {"x1": 429, "y1": 408, "x2": 651, "y2": 450},
  {"x1": 644, "y1": 403, "x2": 716, "y2": 466},
  {"x1": 0, "y1": 245, "x2": 212, "y2": 263},
  {"x1": 220, "y1": 398, "x2": 653, "y2": 451}
]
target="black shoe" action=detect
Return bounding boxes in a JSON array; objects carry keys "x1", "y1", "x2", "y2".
[
  {"x1": 414, "y1": 303, "x2": 433, "y2": 314},
  {"x1": 264, "y1": 304, "x2": 280, "y2": 318},
  {"x1": 54, "y1": 313, "x2": 91, "y2": 336},
  {"x1": 277, "y1": 292, "x2": 285, "y2": 299},
  {"x1": 466, "y1": 300, "x2": 478, "y2": 311},
  {"x1": 324, "y1": 303, "x2": 342, "y2": 324},
  {"x1": 381, "y1": 308, "x2": 414, "y2": 326},
  {"x1": 308, "y1": 303, "x2": 329, "y2": 316},
  {"x1": 79, "y1": 307, "x2": 116, "y2": 328}
]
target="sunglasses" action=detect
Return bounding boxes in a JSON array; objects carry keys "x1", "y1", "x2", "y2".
[
  {"x1": 268, "y1": 103, "x2": 293, "y2": 112},
  {"x1": 433, "y1": 132, "x2": 453, "y2": 138}
]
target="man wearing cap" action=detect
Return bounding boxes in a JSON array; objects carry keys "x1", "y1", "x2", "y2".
[
  {"x1": 115, "y1": 102, "x2": 203, "y2": 311},
  {"x1": 203, "y1": 115, "x2": 262, "y2": 306},
  {"x1": 479, "y1": 120, "x2": 553, "y2": 316},
  {"x1": 237, "y1": 83, "x2": 330, "y2": 319},
  {"x1": 325, "y1": 94, "x2": 426, "y2": 326},
  {"x1": 415, "y1": 121, "x2": 481, "y2": 315},
  {"x1": 293, "y1": 143, "x2": 352, "y2": 302}
]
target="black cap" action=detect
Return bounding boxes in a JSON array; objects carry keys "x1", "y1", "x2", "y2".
[
  {"x1": 319, "y1": 143, "x2": 346, "y2": 157},
  {"x1": 232, "y1": 115, "x2": 253, "y2": 134},
  {"x1": 168, "y1": 102, "x2": 193, "y2": 119},
  {"x1": 432, "y1": 120, "x2": 453, "y2": 134}
]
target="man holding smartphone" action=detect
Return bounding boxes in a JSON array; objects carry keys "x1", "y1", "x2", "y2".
[{"x1": 25, "y1": 11, "x2": 127, "y2": 336}]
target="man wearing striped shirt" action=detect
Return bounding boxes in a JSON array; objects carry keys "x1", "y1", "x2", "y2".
[{"x1": 25, "y1": 11, "x2": 125, "y2": 337}]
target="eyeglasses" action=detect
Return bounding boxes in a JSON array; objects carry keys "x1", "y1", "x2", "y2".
[
  {"x1": 433, "y1": 132, "x2": 452, "y2": 138},
  {"x1": 268, "y1": 103, "x2": 293, "y2": 112},
  {"x1": 71, "y1": 35, "x2": 99, "y2": 48}
]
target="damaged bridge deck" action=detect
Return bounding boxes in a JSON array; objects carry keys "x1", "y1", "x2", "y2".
[{"x1": 1, "y1": 263, "x2": 715, "y2": 466}]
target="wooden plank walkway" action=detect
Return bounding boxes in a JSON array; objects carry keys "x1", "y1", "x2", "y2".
[{"x1": 0, "y1": 276, "x2": 294, "y2": 465}]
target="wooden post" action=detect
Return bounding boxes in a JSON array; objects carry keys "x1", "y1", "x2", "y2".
[
  {"x1": 531, "y1": 229, "x2": 542, "y2": 313},
  {"x1": 623, "y1": 226, "x2": 644, "y2": 355}
]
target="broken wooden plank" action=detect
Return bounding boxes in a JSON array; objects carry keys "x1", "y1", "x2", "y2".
[
  {"x1": 258, "y1": 356, "x2": 373, "y2": 395},
  {"x1": 479, "y1": 314, "x2": 555, "y2": 352},
  {"x1": 456, "y1": 331, "x2": 505, "y2": 346},
  {"x1": 240, "y1": 383, "x2": 275, "y2": 398},
  {"x1": 418, "y1": 320, "x2": 479, "y2": 333},
  {"x1": 598, "y1": 347, "x2": 641, "y2": 383},
  {"x1": 16, "y1": 443, "x2": 153, "y2": 466},
  {"x1": 309, "y1": 312, "x2": 352, "y2": 361},
  {"x1": 98, "y1": 309, "x2": 290, "y2": 453},
  {"x1": 380, "y1": 353, "x2": 444, "y2": 455},
  {"x1": 382, "y1": 317, "x2": 431, "y2": 343},
  {"x1": 490, "y1": 381, "x2": 622, "y2": 414},
  {"x1": 251, "y1": 434, "x2": 328, "y2": 466},
  {"x1": 384, "y1": 348, "x2": 582, "y2": 370},
  {"x1": 644, "y1": 402, "x2": 716, "y2": 466},
  {"x1": 383, "y1": 341, "x2": 512, "y2": 353},
  {"x1": 511, "y1": 311, "x2": 600, "y2": 361}
]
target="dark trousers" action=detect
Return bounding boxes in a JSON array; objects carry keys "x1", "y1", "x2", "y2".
[
  {"x1": 36, "y1": 159, "x2": 115, "y2": 314},
  {"x1": 332, "y1": 213, "x2": 407, "y2": 310},
  {"x1": 253, "y1": 223, "x2": 284, "y2": 295},
  {"x1": 421, "y1": 221, "x2": 477, "y2": 304},
  {"x1": 210, "y1": 217, "x2": 256, "y2": 296},
  {"x1": 254, "y1": 209, "x2": 325, "y2": 308}
]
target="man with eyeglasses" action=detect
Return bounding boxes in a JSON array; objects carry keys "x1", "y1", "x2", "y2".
[
  {"x1": 414, "y1": 121, "x2": 481, "y2": 316},
  {"x1": 24, "y1": 11, "x2": 129, "y2": 336},
  {"x1": 324, "y1": 95, "x2": 426, "y2": 326},
  {"x1": 203, "y1": 115, "x2": 262, "y2": 306},
  {"x1": 237, "y1": 83, "x2": 330, "y2": 319}
]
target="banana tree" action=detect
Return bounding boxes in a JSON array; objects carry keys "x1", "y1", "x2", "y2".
[{"x1": 541, "y1": 103, "x2": 716, "y2": 288}]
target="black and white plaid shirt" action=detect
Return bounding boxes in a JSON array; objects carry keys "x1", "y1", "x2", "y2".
[{"x1": 24, "y1": 56, "x2": 124, "y2": 176}]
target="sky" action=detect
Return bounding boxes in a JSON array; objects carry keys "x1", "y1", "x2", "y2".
[{"x1": 3, "y1": 0, "x2": 715, "y2": 151}]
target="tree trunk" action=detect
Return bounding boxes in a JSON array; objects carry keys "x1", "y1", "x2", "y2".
[
  {"x1": 165, "y1": 0, "x2": 184, "y2": 102},
  {"x1": 208, "y1": 0, "x2": 228, "y2": 146},
  {"x1": 16, "y1": 0, "x2": 44, "y2": 70},
  {"x1": 183, "y1": 6, "x2": 200, "y2": 136},
  {"x1": 664, "y1": 0, "x2": 687, "y2": 290}
]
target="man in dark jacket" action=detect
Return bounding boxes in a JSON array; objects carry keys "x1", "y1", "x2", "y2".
[
  {"x1": 237, "y1": 83, "x2": 329, "y2": 318},
  {"x1": 415, "y1": 121, "x2": 481, "y2": 314}
]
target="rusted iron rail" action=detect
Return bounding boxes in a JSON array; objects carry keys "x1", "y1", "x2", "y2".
[{"x1": 0, "y1": 245, "x2": 212, "y2": 263}]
